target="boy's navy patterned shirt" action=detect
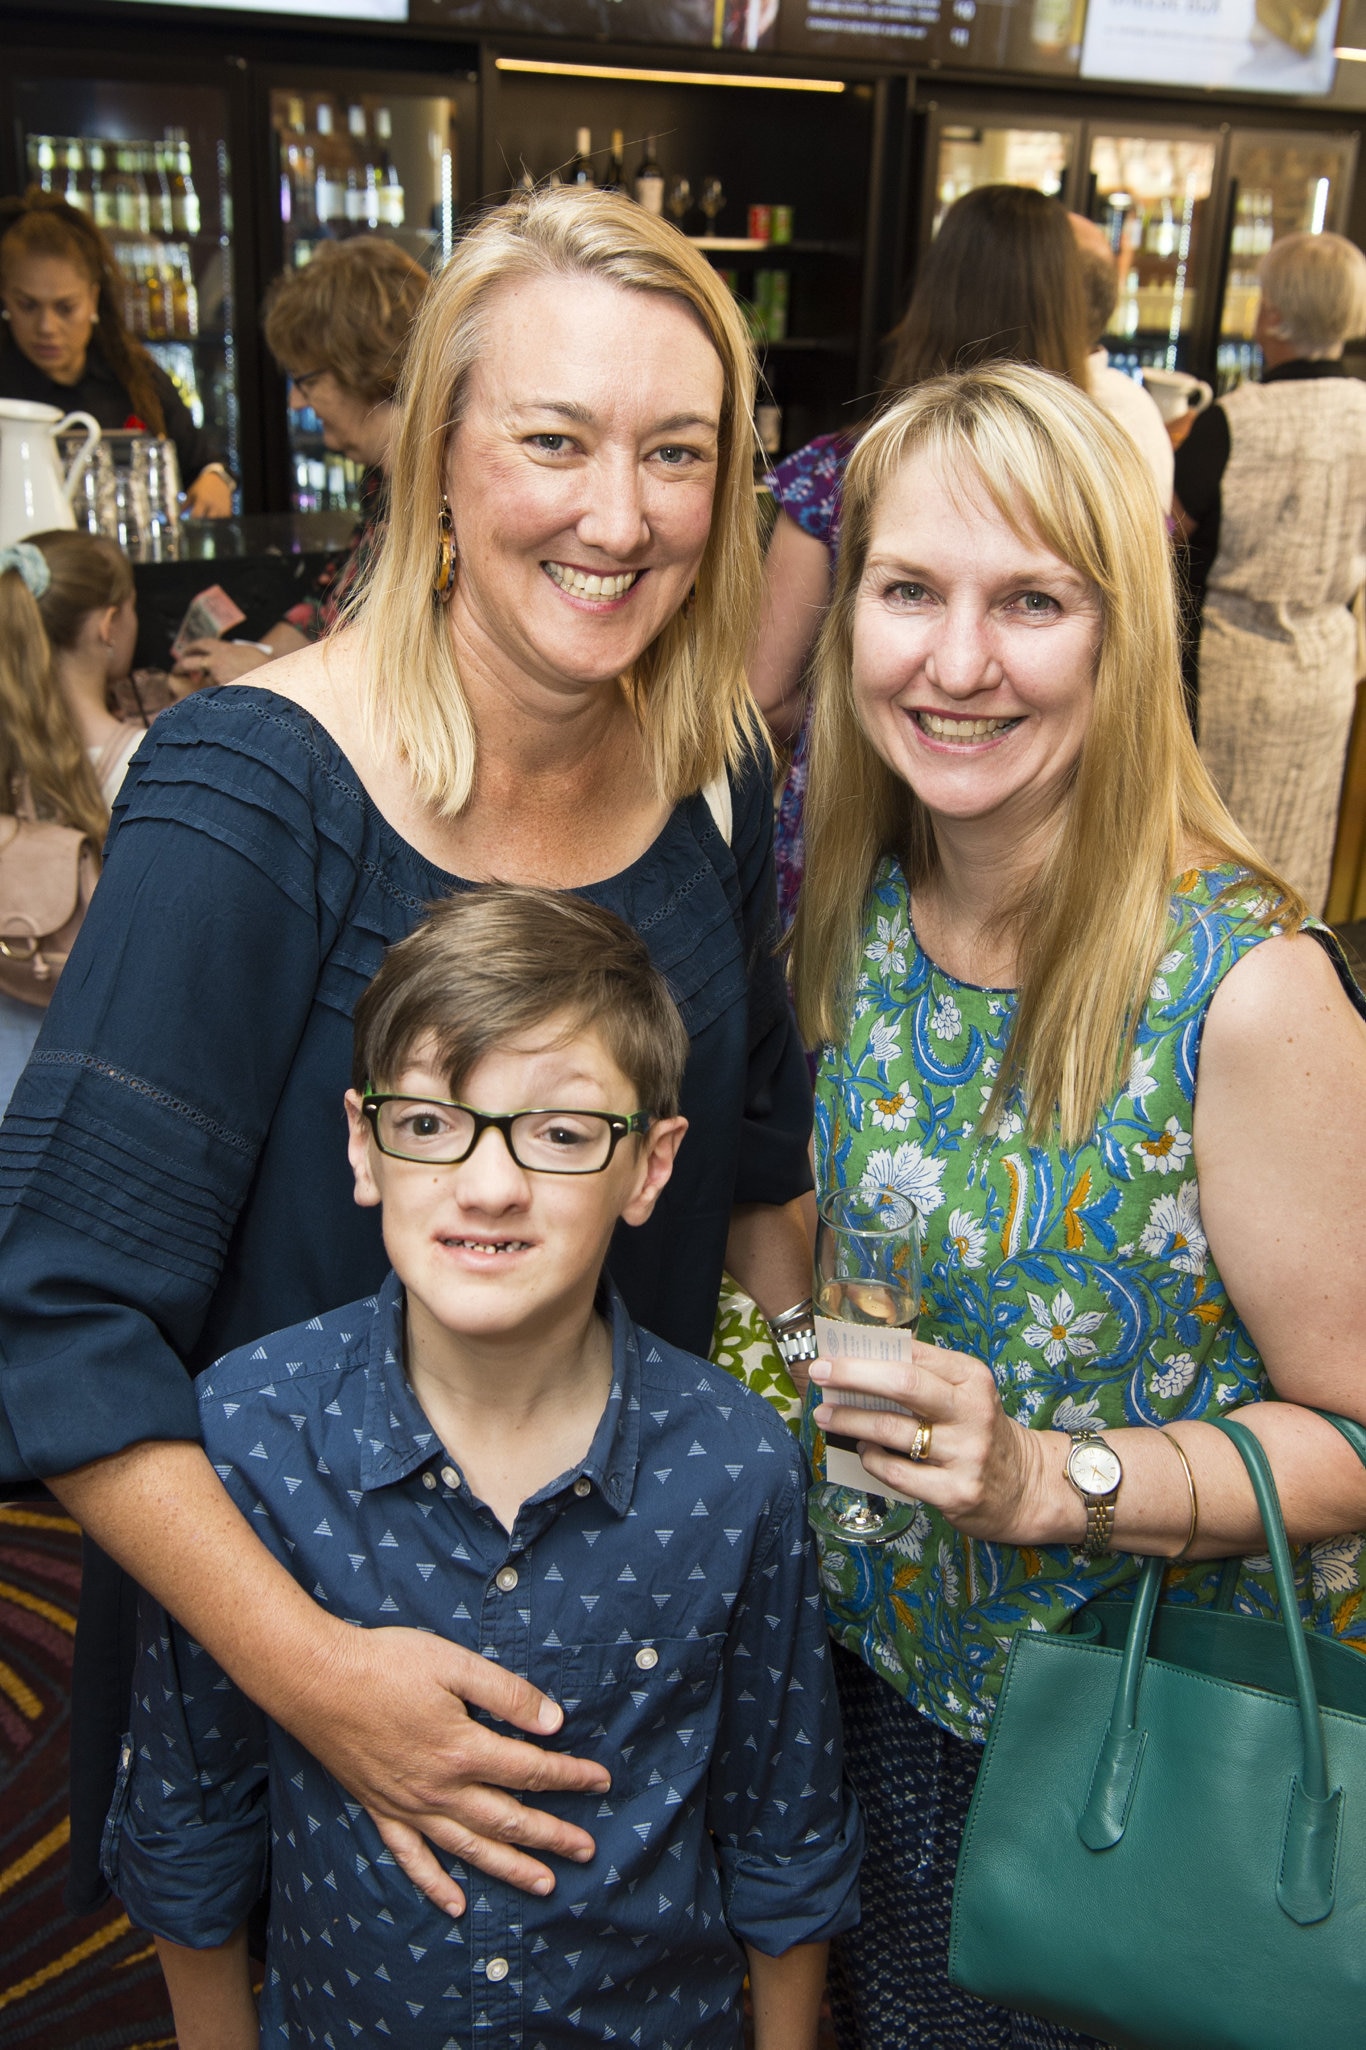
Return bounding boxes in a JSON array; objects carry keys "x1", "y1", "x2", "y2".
[{"x1": 105, "y1": 1272, "x2": 862, "y2": 2048}]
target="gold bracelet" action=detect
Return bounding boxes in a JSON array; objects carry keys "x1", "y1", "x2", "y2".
[{"x1": 1157, "y1": 1428, "x2": 1199, "y2": 1562}]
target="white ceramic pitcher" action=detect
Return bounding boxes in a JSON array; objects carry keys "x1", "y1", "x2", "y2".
[
  {"x1": 1141, "y1": 369, "x2": 1214, "y2": 426},
  {"x1": 0, "y1": 399, "x2": 103, "y2": 548}
]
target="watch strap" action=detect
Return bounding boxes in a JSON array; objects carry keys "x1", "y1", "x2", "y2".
[
  {"x1": 769, "y1": 1298, "x2": 818, "y2": 1370},
  {"x1": 1066, "y1": 1427, "x2": 1120, "y2": 1559}
]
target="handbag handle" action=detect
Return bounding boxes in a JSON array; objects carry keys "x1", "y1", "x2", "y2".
[
  {"x1": 1212, "y1": 1409, "x2": 1366, "y2": 1613},
  {"x1": 1077, "y1": 1417, "x2": 1342, "y2": 1926}
]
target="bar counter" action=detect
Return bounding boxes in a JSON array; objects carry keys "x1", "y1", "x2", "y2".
[{"x1": 131, "y1": 510, "x2": 358, "y2": 671}]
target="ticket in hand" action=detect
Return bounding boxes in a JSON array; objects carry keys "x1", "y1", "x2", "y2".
[{"x1": 170, "y1": 584, "x2": 246, "y2": 660}]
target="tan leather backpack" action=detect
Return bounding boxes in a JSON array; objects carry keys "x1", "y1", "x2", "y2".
[{"x1": 0, "y1": 793, "x2": 99, "y2": 1008}]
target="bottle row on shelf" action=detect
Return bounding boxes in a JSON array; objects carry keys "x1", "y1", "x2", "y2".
[
  {"x1": 111, "y1": 240, "x2": 201, "y2": 343},
  {"x1": 521, "y1": 131, "x2": 761, "y2": 241},
  {"x1": 1222, "y1": 189, "x2": 1277, "y2": 342},
  {"x1": 26, "y1": 132, "x2": 202, "y2": 238},
  {"x1": 293, "y1": 448, "x2": 369, "y2": 514},
  {"x1": 145, "y1": 340, "x2": 209, "y2": 430},
  {"x1": 1100, "y1": 194, "x2": 1198, "y2": 262},
  {"x1": 1215, "y1": 340, "x2": 1265, "y2": 394},
  {"x1": 1107, "y1": 273, "x2": 1195, "y2": 340},
  {"x1": 277, "y1": 97, "x2": 406, "y2": 238}
]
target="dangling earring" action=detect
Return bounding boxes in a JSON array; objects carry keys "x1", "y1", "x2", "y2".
[
  {"x1": 433, "y1": 499, "x2": 457, "y2": 600},
  {"x1": 683, "y1": 581, "x2": 698, "y2": 620}
]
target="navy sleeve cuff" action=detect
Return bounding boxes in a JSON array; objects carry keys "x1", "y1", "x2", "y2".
[{"x1": 722, "y1": 1794, "x2": 864, "y2": 1955}]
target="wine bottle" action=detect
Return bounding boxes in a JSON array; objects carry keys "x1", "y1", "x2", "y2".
[
  {"x1": 373, "y1": 106, "x2": 402, "y2": 228},
  {"x1": 88, "y1": 141, "x2": 115, "y2": 230},
  {"x1": 314, "y1": 104, "x2": 346, "y2": 230},
  {"x1": 634, "y1": 137, "x2": 664, "y2": 216},
  {"x1": 169, "y1": 131, "x2": 201, "y2": 236},
  {"x1": 345, "y1": 106, "x2": 368, "y2": 225},
  {"x1": 569, "y1": 127, "x2": 595, "y2": 188},
  {"x1": 149, "y1": 140, "x2": 175, "y2": 235},
  {"x1": 601, "y1": 128, "x2": 626, "y2": 193}
]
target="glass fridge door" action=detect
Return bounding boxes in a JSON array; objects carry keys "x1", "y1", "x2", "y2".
[
  {"x1": 1217, "y1": 128, "x2": 1360, "y2": 393},
  {"x1": 270, "y1": 84, "x2": 463, "y2": 515},
  {"x1": 16, "y1": 76, "x2": 239, "y2": 495},
  {"x1": 1085, "y1": 129, "x2": 1219, "y2": 379},
  {"x1": 931, "y1": 120, "x2": 1077, "y2": 236}
]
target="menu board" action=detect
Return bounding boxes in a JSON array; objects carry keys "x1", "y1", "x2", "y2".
[
  {"x1": 776, "y1": 0, "x2": 1085, "y2": 72},
  {"x1": 1081, "y1": 0, "x2": 1339, "y2": 92}
]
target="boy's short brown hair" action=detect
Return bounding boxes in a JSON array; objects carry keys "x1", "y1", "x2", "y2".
[{"x1": 352, "y1": 886, "x2": 690, "y2": 1116}]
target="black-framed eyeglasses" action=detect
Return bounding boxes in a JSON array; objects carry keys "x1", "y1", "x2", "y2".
[
  {"x1": 361, "y1": 1093, "x2": 653, "y2": 1175},
  {"x1": 290, "y1": 368, "x2": 329, "y2": 400}
]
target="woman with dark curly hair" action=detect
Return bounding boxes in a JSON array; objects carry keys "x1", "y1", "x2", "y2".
[{"x1": 0, "y1": 191, "x2": 233, "y2": 517}]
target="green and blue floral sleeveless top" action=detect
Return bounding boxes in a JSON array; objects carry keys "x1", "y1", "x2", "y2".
[{"x1": 807, "y1": 860, "x2": 1366, "y2": 1744}]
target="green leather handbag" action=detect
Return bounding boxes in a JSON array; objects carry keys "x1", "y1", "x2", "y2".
[{"x1": 948, "y1": 1414, "x2": 1366, "y2": 2050}]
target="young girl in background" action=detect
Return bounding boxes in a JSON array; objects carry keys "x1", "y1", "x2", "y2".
[{"x1": 0, "y1": 530, "x2": 144, "y2": 1109}]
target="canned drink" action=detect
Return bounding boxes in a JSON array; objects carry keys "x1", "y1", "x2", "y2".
[
  {"x1": 770, "y1": 205, "x2": 793, "y2": 244},
  {"x1": 747, "y1": 204, "x2": 772, "y2": 242}
]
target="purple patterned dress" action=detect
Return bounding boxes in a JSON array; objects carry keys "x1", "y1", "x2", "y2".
[{"x1": 765, "y1": 432, "x2": 855, "y2": 928}]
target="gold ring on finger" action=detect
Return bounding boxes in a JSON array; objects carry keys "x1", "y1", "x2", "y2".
[{"x1": 909, "y1": 1419, "x2": 933, "y2": 1464}]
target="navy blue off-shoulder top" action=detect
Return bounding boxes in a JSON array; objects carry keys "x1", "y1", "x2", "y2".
[{"x1": 0, "y1": 687, "x2": 812, "y2": 1483}]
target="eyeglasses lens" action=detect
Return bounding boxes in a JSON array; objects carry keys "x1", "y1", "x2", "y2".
[{"x1": 375, "y1": 1101, "x2": 614, "y2": 1173}]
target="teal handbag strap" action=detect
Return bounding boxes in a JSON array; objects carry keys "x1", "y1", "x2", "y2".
[
  {"x1": 1317, "y1": 1409, "x2": 1366, "y2": 1469},
  {"x1": 1210, "y1": 1407, "x2": 1366, "y2": 1613},
  {"x1": 1078, "y1": 1417, "x2": 1341, "y2": 1924}
]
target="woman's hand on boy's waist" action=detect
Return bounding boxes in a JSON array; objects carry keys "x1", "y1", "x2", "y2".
[
  {"x1": 295, "y1": 1622, "x2": 613, "y2": 1917},
  {"x1": 49, "y1": 1441, "x2": 611, "y2": 1921}
]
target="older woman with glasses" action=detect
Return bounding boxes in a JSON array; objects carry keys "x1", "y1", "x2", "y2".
[
  {"x1": 1175, "y1": 230, "x2": 1366, "y2": 911},
  {"x1": 173, "y1": 236, "x2": 430, "y2": 684},
  {"x1": 0, "y1": 188, "x2": 813, "y2": 1920}
]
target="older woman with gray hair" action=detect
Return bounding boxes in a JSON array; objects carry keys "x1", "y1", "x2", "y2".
[{"x1": 1175, "y1": 230, "x2": 1366, "y2": 909}]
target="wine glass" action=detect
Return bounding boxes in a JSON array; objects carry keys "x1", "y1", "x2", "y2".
[
  {"x1": 665, "y1": 174, "x2": 693, "y2": 231},
  {"x1": 699, "y1": 175, "x2": 725, "y2": 233},
  {"x1": 808, "y1": 1188, "x2": 922, "y2": 1546}
]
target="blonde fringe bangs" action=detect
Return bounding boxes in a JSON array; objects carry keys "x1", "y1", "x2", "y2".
[
  {"x1": 351, "y1": 187, "x2": 763, "y2": 820},
  {"x1": 791, "y1": 364, "x2": 1307, "y2": 1149}
]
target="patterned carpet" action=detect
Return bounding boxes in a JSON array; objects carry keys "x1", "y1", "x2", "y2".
[{"x1": 0, "y1": 1500, "x2": 175, "y2": 2050}]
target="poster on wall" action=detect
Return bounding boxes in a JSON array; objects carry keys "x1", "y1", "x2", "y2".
[
  {"x1": 777, "y1": 0, "x2": 1085, "y2": 74},
  {"x1": 411, "y1": 0, "x2": 778, "y2": 47},
  {"x1": 1080, "y1": 0, "x2": 1339, "y2": 93},
  {"x1": 113, "y1": 0, "x2": 409, "y2": 12}
]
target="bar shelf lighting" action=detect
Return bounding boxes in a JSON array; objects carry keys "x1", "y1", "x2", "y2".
[{"x1": 494, "y1": 58, "x2": 846, "y2": 92}]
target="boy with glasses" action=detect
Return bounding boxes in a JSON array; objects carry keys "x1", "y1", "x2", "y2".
[{"x1": 103, "y1": 885, "x2": 860, "y2": 2050}]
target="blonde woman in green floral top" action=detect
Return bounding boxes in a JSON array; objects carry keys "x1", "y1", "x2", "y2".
[{"x1": 789, "y1": 363, "x2": 1366, "y2": 2050}]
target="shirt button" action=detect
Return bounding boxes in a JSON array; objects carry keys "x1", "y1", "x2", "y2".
[
  {"x1": 573, "y1": 1477, "x2": 591, "y2": 1497},
  {"x1": 495, "y1": 1566, "x2": 520, "y2": 1592},
  {"x1": 440, "y1": 1465, "x2": 460, "y2": 1490},
  {"x1": 485, "y1": 1957, "x2": 510, "y2": 1982},
  {"x1": 635, "y1": 1645, "x2": 659, "y2": 1670},
  {"x1": 422, "y1": 1472, "x2": 437, "y2": 1491}
]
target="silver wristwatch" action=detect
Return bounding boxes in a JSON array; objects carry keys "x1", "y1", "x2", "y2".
[
  {"x1": 769, "y1": 1296, "x2": 819, "y2": 1374},
  {"x1": 1065, "y1": 1427, "x2": 1123, "y2": 1558}
]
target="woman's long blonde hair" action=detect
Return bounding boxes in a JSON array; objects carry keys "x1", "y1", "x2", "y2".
[
  {"x1": 354, "y1": 187, "x2": 763, "y2": 817},
  {"x1": 0, "y1": 530, "x2": 132, "y2": 846},
  {"x1": 791, "y1": 363, "x2": 1305, "y2": 1147}
]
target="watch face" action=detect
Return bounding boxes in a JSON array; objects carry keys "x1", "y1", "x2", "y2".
[{"x1": 1069, "y1": 1440, "x2": 1122, "y2": 1495}]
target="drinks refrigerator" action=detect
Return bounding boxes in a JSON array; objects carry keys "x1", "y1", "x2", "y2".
[
  {"x1": 13, "y1": 72, "x2": 241, "y2": 489},
  {"x1": 266, "y1": 75, "x2": 475, "y2": 516},
  {"x1": 918, "y1": 99, "x2": 1360, "y2": 389},
  {"x1": 1215, "y1": 128, "x2": 1358, "y2": 390}
]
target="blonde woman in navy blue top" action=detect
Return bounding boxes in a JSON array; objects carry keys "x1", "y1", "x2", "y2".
[{"x1": 0, "y1": 189, "x2": 814, "y2": 1913}]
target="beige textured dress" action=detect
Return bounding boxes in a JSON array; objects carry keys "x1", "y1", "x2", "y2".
[{"x1": 1197, "y1": 372, "x2": 1366, "y2": 911}]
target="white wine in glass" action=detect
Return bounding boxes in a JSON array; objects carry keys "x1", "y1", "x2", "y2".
[{"x1": 809, "y1": 1189, "x2": 921, "y2": 1545}]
